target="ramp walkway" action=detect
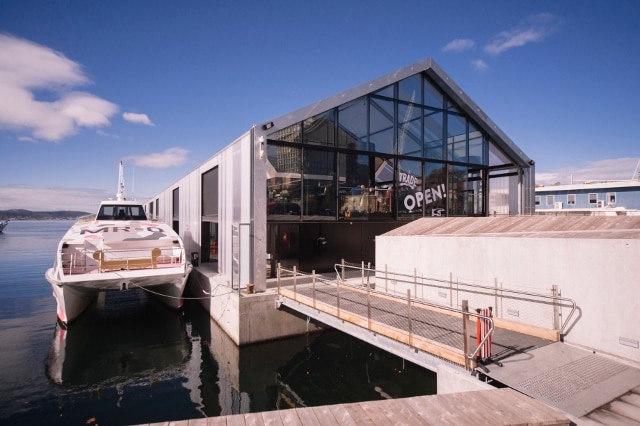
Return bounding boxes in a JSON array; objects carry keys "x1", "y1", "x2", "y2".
[{"x1": 275, "y1": 263, "x2": 640, "y2": 422}]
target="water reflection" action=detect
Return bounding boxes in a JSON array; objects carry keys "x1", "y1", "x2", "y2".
[
  {"x1": 42, "y1": 289, "x2": 436, "y2": 423},
  {"x1": 46, "y1": 289, "x2": 191, "y2": 390}
]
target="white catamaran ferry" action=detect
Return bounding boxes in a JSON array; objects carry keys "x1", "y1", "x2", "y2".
[{"x1": 45, "y1": 162, "x2": 193, "y2": 325}]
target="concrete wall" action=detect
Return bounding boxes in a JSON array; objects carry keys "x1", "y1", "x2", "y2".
[
  {"x1": 376, "y1": 234, "x2": 640, "y2": 364},
  {"x1": 190, "y1": 269, "x2": 323, "y2": 345}
]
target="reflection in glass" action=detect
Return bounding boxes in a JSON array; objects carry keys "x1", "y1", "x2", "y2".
[
  {"x1": 398, "y1": 75, "x2": 421, "y2": 103},
  {"x1": 447, "y1": 113, "x2": 467, "y2": 162},
  {"x1": 424, "y1": 77, "x2": 444, "y2": 109},
  {"x1": 397, "y1": 159, "x2": 422, "y2": 220},
  {"x1": 448, "y1": 165, "x2": 483, "y2": 216},
  {"x1": 397, "y1": 103, "x2": 422, "y2": 156},
  {"x1": 424, "y1": 109, "x2": 444, "y2": 160},
  {"x1": 303, "y1": 110, "x2": 336, "y2": 147},
  {"x1": 338, "y1": 97, "x2": 368, "y2": 150},
  {"x1": 468, "y1": 121, "x2": 486, "y2": 165},
  {"x1": 370, "y1": 98, "x2": 394, "y2": 154},
  {"x1": 269, "y1": 123, "x2": 301, "y2": 143},
  {"x1": 338, "y1": 154, "x2": 395, "y2": 220},
  {"x1": 303, "y1": 149, "x2": 336, "y2": 219},
  {"x1": 424, "y1": 162, "x2": 447, "y2": 216},
  {"x1": 266, "y1": 144, "x2": 302, "y2": 219}
]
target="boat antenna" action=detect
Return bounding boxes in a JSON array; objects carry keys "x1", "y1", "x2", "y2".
[
  {"x1": 632, "y1": 158, "x2": 640, "y2": 181},
  {"x1": 117, "y1": 161, "x2": 126, "y2": 201}
]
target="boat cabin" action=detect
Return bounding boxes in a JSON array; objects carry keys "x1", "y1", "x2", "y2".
[{"x1": 96, "y1": 203, "x2": 148, "y2": 221}]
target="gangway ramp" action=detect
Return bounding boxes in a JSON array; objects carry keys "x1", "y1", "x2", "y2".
[{"x1": 275, "y1": 264, "x2": 558, "y2": 374}]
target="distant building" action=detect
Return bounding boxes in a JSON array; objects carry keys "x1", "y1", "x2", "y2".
[
  {"x1": 535, "y1": 180, "x2": 640, "y2": 216},
  {"x1": 148, "y1": 58, "x2": 535, "y2": 294}
]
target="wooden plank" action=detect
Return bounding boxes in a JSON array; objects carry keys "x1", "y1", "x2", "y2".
[
  {"x1": 339, "y1": 402, "x2": 376, "y2": 425},
  {"x1": 260, "y1": 410, "x2": 284, "y2": 426},
  {"x1": 185, "y1": 418, "x2": 208, "y2": 426},
  {"x1": 224, "y1": 414, "x2": 247, "y2": 426},
  {"x1": 277, "y1": 408, "x2": 303, "y2": 426},
  {"x1": 358, "y1": 399, "x2": 398, "y2": 425},
  {"x1": 205, "y1": 416, "x2": 228, "y2": 425},
  {"x1": 326, "y1": 404, "x2": 358, "y2": 426},
  {"x1": 309, "y1": 405, "x2": 339, "y2": 425},
  {"x1": 293, "y1": 407, "x2": 322, "y2": 426}
]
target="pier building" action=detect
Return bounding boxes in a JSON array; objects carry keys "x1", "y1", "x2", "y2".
[
  {"x1": 148, "y1": 58, "x2": 533, "y2": 315},
  {"x1": 145, "y1": 58, "x2": 640, "y2": 424}
]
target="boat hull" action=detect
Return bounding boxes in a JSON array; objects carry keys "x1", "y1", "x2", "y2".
[{"x1": 46, "y1": 265, "x2": 192, "y2": 324}]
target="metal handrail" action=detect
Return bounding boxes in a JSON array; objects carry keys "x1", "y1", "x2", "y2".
[
  {"x1": 277, "y1": 264, "x2": 495, "y2": 369},
  {"x1": 334, "y1": 262, "x2": 577, "y2": 336}
]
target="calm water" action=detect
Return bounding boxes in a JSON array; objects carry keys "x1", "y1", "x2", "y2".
[{"x1": 0, "y1": 221, "x2": 436, "y2": 425}]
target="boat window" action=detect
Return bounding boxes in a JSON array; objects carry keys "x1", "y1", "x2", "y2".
[{"x1": 96, "y1": 205, "x2": 148, "y2": 220}]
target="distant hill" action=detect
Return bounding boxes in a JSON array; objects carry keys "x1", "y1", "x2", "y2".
[{"x1": 0, "y1": 209, "x2": 90, "y2": 220}]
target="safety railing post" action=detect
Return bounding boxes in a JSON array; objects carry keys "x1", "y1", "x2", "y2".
[
  {"x1": 462, "y1": 300, "x2": 470, "y2": 370},
  {"x1": 552, "y1": 284, "x2": 560, "y2": 331},
  {"x1": 336, "y1": 275, "x2": 341, "y2": 318},
  {"x1": 407, "y1": 289, "x2": 413, "y2": 348},
  {"x1": 277, "y1": 262, "x2": 281, "y2": 294},
  {"x1": 312, "y1": 270, "x2": 316, "y2": 309},
  {"x1": 385, "y1": 264, "x2": 388, "y2": 293},
  {"x1": 361, "y1": 261, "x2": 365, "y2": 287},
  {"x1": 341, "y1": 258, "x2": 345, "y2": 282},
  {"x1": 414, "y1": 268, "x2": 417, "y2": 299},
  {"x1": 367, "y1": 275, "x2": 371, "y2": 330},
  {"x1": 293, "y1": 265, "x2": 297, "y2": 301}
]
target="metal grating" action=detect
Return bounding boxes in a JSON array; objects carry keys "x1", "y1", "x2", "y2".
[{"x1": 516, "y1": 355, "x2": 628, "y2": 404}]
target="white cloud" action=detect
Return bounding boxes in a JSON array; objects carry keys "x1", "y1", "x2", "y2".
[
  {"x1": 124, "y1": 148, "x2": 189, "y2": 169},
  {"x1": 0, "y1": 33, "x2": 118, "y2": 141},
  {"x1": 471, "y1": 59, "x2": 488, "y2": 72},
  {"x1": 485, "y1": 13, "x2": 558, "y2": 56},
  {"x1": 536, "y1": 157, "x2": 640, "y2": 185},
  {"x1": 123, "y1": 112, "x2": 154, "y2": 126},
  {"x1": 442, "y1": 39, "x2": 475, "y2": 53},
  {"x1": 0, "y1": 185, "x2": 110, "y2": 212}
]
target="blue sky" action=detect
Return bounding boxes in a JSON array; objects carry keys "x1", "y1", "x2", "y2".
[{"x1": 1, "y1": 0, "x2": 639, "y2": 211}]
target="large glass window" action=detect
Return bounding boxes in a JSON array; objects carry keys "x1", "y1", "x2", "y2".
[
  {"x1": 369, "y1": 97, "x2": 394, "y2": 154},
  {"x1": 266, "y1": 144, "x2": 302, "y2": 219},
  {"x1": 424, "y1": 77, "x2": 444, "y2": 109},
  {"x1": 263, "y1": 70, "x2": 511, "y2": 224},
  {"x1": 447, "y1": 113, "x2": 467, "y2": 162},
  {"x1": 397, "y1": 159, "x2": 423, "y2": 221},
  {"x1": 423, "y1": 162, "x2": 447, "y2": 216},
  {"x1": 303, "y1": 110, "x2": 336, "y2": 147},
  {"x1": 302, "y1": 149, "x2": 336, "y2": 220},
  {"x1": 338, "y1": 154, "x2": 394, "y2": 220},
  {"x1": 424, "y1": 109, "x2": 444, "y2": 160},
  {"x1": 468, "y1": 122, "x2": 486, "y2": 165},
  {"x1": 398, "y1": 75, "x2": 422, "y2": 104},
  {"x1": 338, "y1": 97, "x2": 367, "y2": 150},
  {"x1": 448, "y1": 165, "x2": 473, "y2": 216},
  {"x1": 397, "y1": 102, "x2": 422, "y2": 156}
]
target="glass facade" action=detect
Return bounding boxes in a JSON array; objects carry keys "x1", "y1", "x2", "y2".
[{"x1": 264, "y1": 72, "x2": 521, "y2": 222}]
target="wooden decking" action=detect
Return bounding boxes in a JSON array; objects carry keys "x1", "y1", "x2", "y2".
[{"x1": 141, "y1": 388, "x2": 569, "y2": 425}]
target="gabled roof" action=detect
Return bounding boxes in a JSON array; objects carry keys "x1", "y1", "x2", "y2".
[{"x1": 261, "y1": 57, "x2": 532, "y2": 168}]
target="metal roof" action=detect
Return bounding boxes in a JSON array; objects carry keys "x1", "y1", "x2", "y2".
[
  {"x1": 262, "y1": 58, "x2": 532, "y2": 168},
  {"x1": 381, "y1": 215, "x2": 640, "y2": 239}
]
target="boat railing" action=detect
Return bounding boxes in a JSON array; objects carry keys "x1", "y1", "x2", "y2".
[{"x1": 61, "y1": 245, "x2": 185, "y2": 275}]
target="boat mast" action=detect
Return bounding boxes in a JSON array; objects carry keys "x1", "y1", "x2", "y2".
[{"x1": 117, "y1": 161, "x2": 126, "y2": 201}]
